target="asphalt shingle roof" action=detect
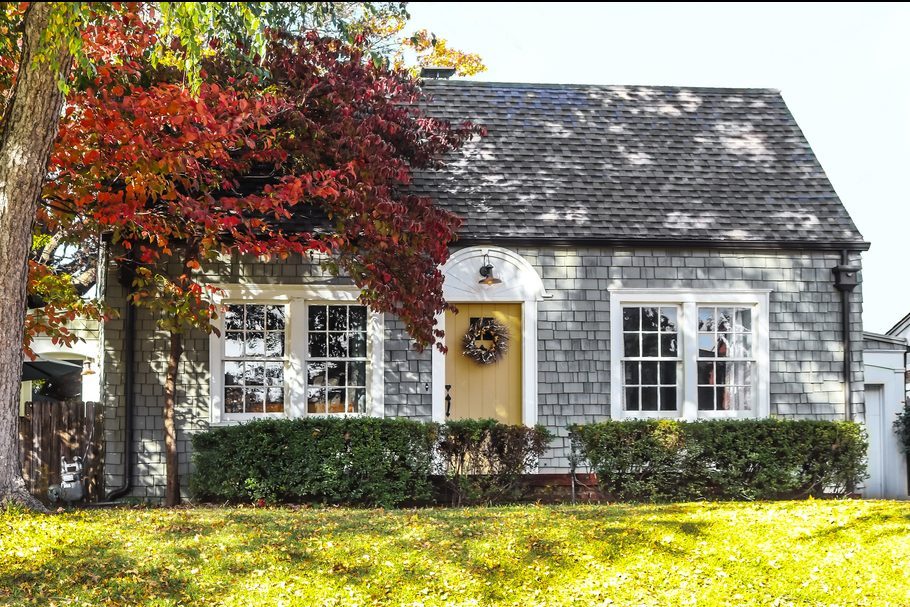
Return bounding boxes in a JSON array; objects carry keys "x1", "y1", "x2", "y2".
[{"x1": 413, "y1": 81, "x2": 867, "y2": 249}]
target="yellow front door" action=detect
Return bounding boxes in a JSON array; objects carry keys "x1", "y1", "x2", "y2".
[{"x1": 445, "y1": 303, "x2": 522, "y2": 424}]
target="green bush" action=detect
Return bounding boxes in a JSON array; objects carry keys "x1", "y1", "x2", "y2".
[
  {"x1": 436, "y1": 419, "x2": 553, "y2": 506},
  {"x1": 190, "y1": 417, "x2": 438, "y2": 507},
  {"x1": 895, "y1": 402, "x2": 910, "y2": 454},
  {"x1": 569, "y1": 419, "x2": 867, "y2": 502}
]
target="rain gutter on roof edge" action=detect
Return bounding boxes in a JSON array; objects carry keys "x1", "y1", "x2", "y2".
[{"x1": 452, "y1": 237, "x2": 871, "y2": 252}]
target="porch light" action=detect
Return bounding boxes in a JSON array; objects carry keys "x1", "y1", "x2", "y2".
[{"x1": 478, "y1": 253, "x2": 502, "y2": 286}]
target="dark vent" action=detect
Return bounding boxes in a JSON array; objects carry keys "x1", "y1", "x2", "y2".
[{"x1": 420, "y1": 66, "x2": 456, "y2": 80}]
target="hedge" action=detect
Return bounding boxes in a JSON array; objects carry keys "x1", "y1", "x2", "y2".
[
  {"x1": 190, "y1": 417, "x2": 438, "y2": 507},
  {"x1": 569, "y1": 419, "x2": 867, "y2": 502},
  {"x1": 436, "y1": 419, "x2": 553, "y2": 505},
  {"x1": 190, "y1": 418, "x2": 552, "y2": 507}
]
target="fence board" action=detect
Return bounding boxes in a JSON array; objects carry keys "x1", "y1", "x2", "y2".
[{"x1": 17, "y1": 401, "x2": 104, "y2": 504}]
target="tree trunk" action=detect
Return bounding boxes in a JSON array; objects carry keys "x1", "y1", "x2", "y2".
[
  {"x1": 0, "y1": 4, "x2": 72, "y2": 510},
  {"x1": 164, "y1": 330, "x2": 183, "y2": 506}
]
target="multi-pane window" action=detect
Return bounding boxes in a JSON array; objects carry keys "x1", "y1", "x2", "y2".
[
  {"x1": 223, "y1": 304, "x2": 286, "y2": 414},
  {"x1": 307, "y1": 304, "x2": 368, "y2": 414},
  {"x1": 697, "y1": 306, "x2": 753, "y2": 411},
  {"x1": 621, "y1": 306, "x2": 679, "y2": 411}
]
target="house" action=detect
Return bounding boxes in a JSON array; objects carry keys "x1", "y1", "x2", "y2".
[
  {"x1": 99, "y1": 81, "x2": 870, "y2": 501},
  {"x1": 21, "y1": 317, "x2": 101, "y2": 414},
  {"x1": 886, "y1": 312, "x2": 910, "y2": 395},
  {"x1": 862, "y1": 328, "x2": 908, "y2": 498}
]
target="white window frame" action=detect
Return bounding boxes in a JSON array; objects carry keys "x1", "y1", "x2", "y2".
[
  {"x1": 303, "y1": 301, "x2": 371, "y2": 416},
  {"x1": 209, "y1": 284, "x2": 384, "y2": 424},
  {"x1": 618, "y1": 304, "x2": 683, "y2": 419},
  {"x1": 609, "y1": 288, "x2": 771, "y2": 421},
  {"x1": 220, "y1": 302, "x2": 290, "y2": 420}
]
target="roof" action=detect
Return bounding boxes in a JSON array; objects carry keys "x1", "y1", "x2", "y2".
[
  {"x1": 413, "y1": 81, "x2": 867, "y2": 249},
  {"x1": 863, "y1": 331, "x2": 910, "y2": 351},
  {"x1": 887, "y1": 312, "x2": 910, "y2": 337}
]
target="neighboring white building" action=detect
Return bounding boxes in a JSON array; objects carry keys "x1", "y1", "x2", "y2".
[
  {"x1": 862, "y1": 331, "x2": 908, "y2": 498},
  {"x1": 887, "y1": 312, "x2": 910, "y2": 397},
  {"x1": 21, "y1": 317, "x2": 101, "y2": 412}
]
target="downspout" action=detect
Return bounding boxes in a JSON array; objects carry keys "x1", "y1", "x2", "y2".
[
  {"x1": 833, "y1": 250, "x2": 861, "y2": 422},
  {"x1": 106, "y1": 260, "x2": 136, "y2": 500}
]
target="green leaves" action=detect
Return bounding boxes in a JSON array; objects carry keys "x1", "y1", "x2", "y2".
[
  {"x1": 190, "y1": 417, "x2": 439, "y2": 507},
  {"x1": 191, "y1": 418, "x2": 553, "y2": 508},
  {"x1": 157, "y1": 2, "x2": 268, "y2": 93},
  {"x1": 894, "y1": 403, "x2": 910, "y2": 453},
  {"x1": 436, "y1": 420, "x2": 553, "y2": 506},
  {"x1": 570, "y1": 419, "x2": 868, "y2": 502}
]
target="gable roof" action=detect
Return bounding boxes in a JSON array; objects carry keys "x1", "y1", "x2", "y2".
[
  {"x1": 413, "y1": 81, "x2": 867, "y2": 250},
  {"x1": 887, "y1": 312, "x2": 910, "y2": 337}
]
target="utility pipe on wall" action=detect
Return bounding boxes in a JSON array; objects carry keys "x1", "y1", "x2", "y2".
[
  {"x1": 106, "y1": 258, "x2": 136, "y2": 500},
  {"x1": 833, "y1": 250, "x2": 861, "y2": 422}
]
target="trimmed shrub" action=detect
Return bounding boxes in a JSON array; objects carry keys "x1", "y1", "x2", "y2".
[
  {"x1": 895, "y1": 402, "x2": 910, "y2": 454},
  {"x1": 190, "y1": 417, "x2": 438, "y2": 507},
  {"x1": 436, "y1": 419, "x2": 553, "y2": 505},
  {"x1": 569, "y1": 419, "x2": 867, "y2": 502}
]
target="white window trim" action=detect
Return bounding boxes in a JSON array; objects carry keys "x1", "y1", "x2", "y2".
[
  {"x1": 609, "y1": 288, "x2": 771, "y2": 421},
  {"x1": 616, "y1": 304, "x2": 683, "y2": 419},
  {"x1": 209, "y1": 284, "x2": 384, "y2": 424}
]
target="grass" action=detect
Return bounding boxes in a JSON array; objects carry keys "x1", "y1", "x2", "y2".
[{"x1": 1, "y1": 500, "x2": 909, "y2": 606}]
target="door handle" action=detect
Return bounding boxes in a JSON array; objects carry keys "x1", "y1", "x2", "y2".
[{"x1": 445, "y1": 384, "x2": 452, "y2": 418}]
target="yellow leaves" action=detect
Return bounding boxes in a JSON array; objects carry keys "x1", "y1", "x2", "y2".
[
  {"x1": 3, "y1": 502, "x2": 910, "y2": 606},
  {"x1": 397, "y1": 29, "x2": 487, "y2": 78}
]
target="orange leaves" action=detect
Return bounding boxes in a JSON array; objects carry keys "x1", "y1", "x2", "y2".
[{"x1": 35, "y1": 23, "x2": 480, "y2": 350}]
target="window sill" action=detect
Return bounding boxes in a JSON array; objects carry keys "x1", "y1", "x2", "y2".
[
  {"x1": 211, "y1": 411, "x2": 380, "y2": 426},
  {"x1": 695, "y1": 410, "x2": 758, "y2": 420},
  {"x1": 621, "y1": 411, "x2": 682, "y2": 420}
]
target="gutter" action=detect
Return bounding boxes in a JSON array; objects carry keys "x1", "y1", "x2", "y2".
[
  {"x1": 453, "y1": 237, "x2": 872, "y2": 252},
  {"x1": 105, "y1": 260, "x2": 136, "y2": 500},
  {"x1": 833, "y1": 250, "x2": 862, "y2": 422}
]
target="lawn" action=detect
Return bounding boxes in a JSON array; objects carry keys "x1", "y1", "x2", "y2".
[{"x1": 2, "y1": 501, "x2": 909, "y2": 606}]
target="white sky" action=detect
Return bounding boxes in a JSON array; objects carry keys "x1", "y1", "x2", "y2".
[{"x1": 407, "y1": 2, "x2": 910, "y2": 333}]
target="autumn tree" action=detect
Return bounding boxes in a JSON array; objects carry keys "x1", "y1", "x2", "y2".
[
  {"x1": 0, "y1": 0, "x2": 266, "y2": 510},
  {"x1": 3, "y1": 1, "x2": 484, "y2": 509},
  {"x1": 16, "y1": 3, "x2": 484, "y2": 507}
]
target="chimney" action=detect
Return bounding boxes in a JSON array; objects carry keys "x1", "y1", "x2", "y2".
[{"x1": 420, "y1": 66, "x2": 456, "y2": 80}]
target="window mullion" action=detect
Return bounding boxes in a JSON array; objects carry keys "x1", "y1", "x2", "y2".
[
  {"x1": 681, "y1": 301, "x2": 698, "y2": 420},
  {"x1": 287, "y1": 298, "x2": 307, "y2": 418}
]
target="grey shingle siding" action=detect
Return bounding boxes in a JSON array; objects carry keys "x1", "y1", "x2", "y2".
[
  {"x1": 99, "y1": 80, "x2": 868, "y2": 498},
  {"x1": 102, "y1": 248, "x2": 864, "y2": 496},
  {"x1": 415, "y1": 81, "x2": 866, "y2": 248}
]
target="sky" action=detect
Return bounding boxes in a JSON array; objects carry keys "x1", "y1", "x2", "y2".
[{"x1": 406, "y1": 2, "x2": 910, "y2": 333}]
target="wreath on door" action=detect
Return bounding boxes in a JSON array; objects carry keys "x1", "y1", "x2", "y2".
[{"x1": 462, "y1": 318, "x2": 509, "y2": 365}]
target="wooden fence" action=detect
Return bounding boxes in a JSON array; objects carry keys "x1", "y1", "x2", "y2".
[{"x1": 18, "y1": 401, "x2": 105, "y2": 503}]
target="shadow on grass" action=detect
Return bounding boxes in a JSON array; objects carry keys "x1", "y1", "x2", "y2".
[
  {"x1": 805, "y1": 507, "x2": 910, "y2": 543},
  {"x1": 6, "y1": 502, "x2": 906, "y2": 605},
  {"x1": 2, "y1": 505, "x2": 694, "y2": 605}
]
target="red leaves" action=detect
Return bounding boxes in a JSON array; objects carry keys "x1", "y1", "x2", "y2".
[{"x1": 36, "y1": 19, "x2": 480, "y2": 349}]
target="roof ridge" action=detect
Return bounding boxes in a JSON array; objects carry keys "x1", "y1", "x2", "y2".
[{"x1": 421, "y1": 80, "x2": 781, "y2": 95}]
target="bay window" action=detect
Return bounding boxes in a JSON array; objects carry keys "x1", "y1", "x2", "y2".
[{"x1": 610, "y1": 289, "x2": 770, "y2": 420}]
